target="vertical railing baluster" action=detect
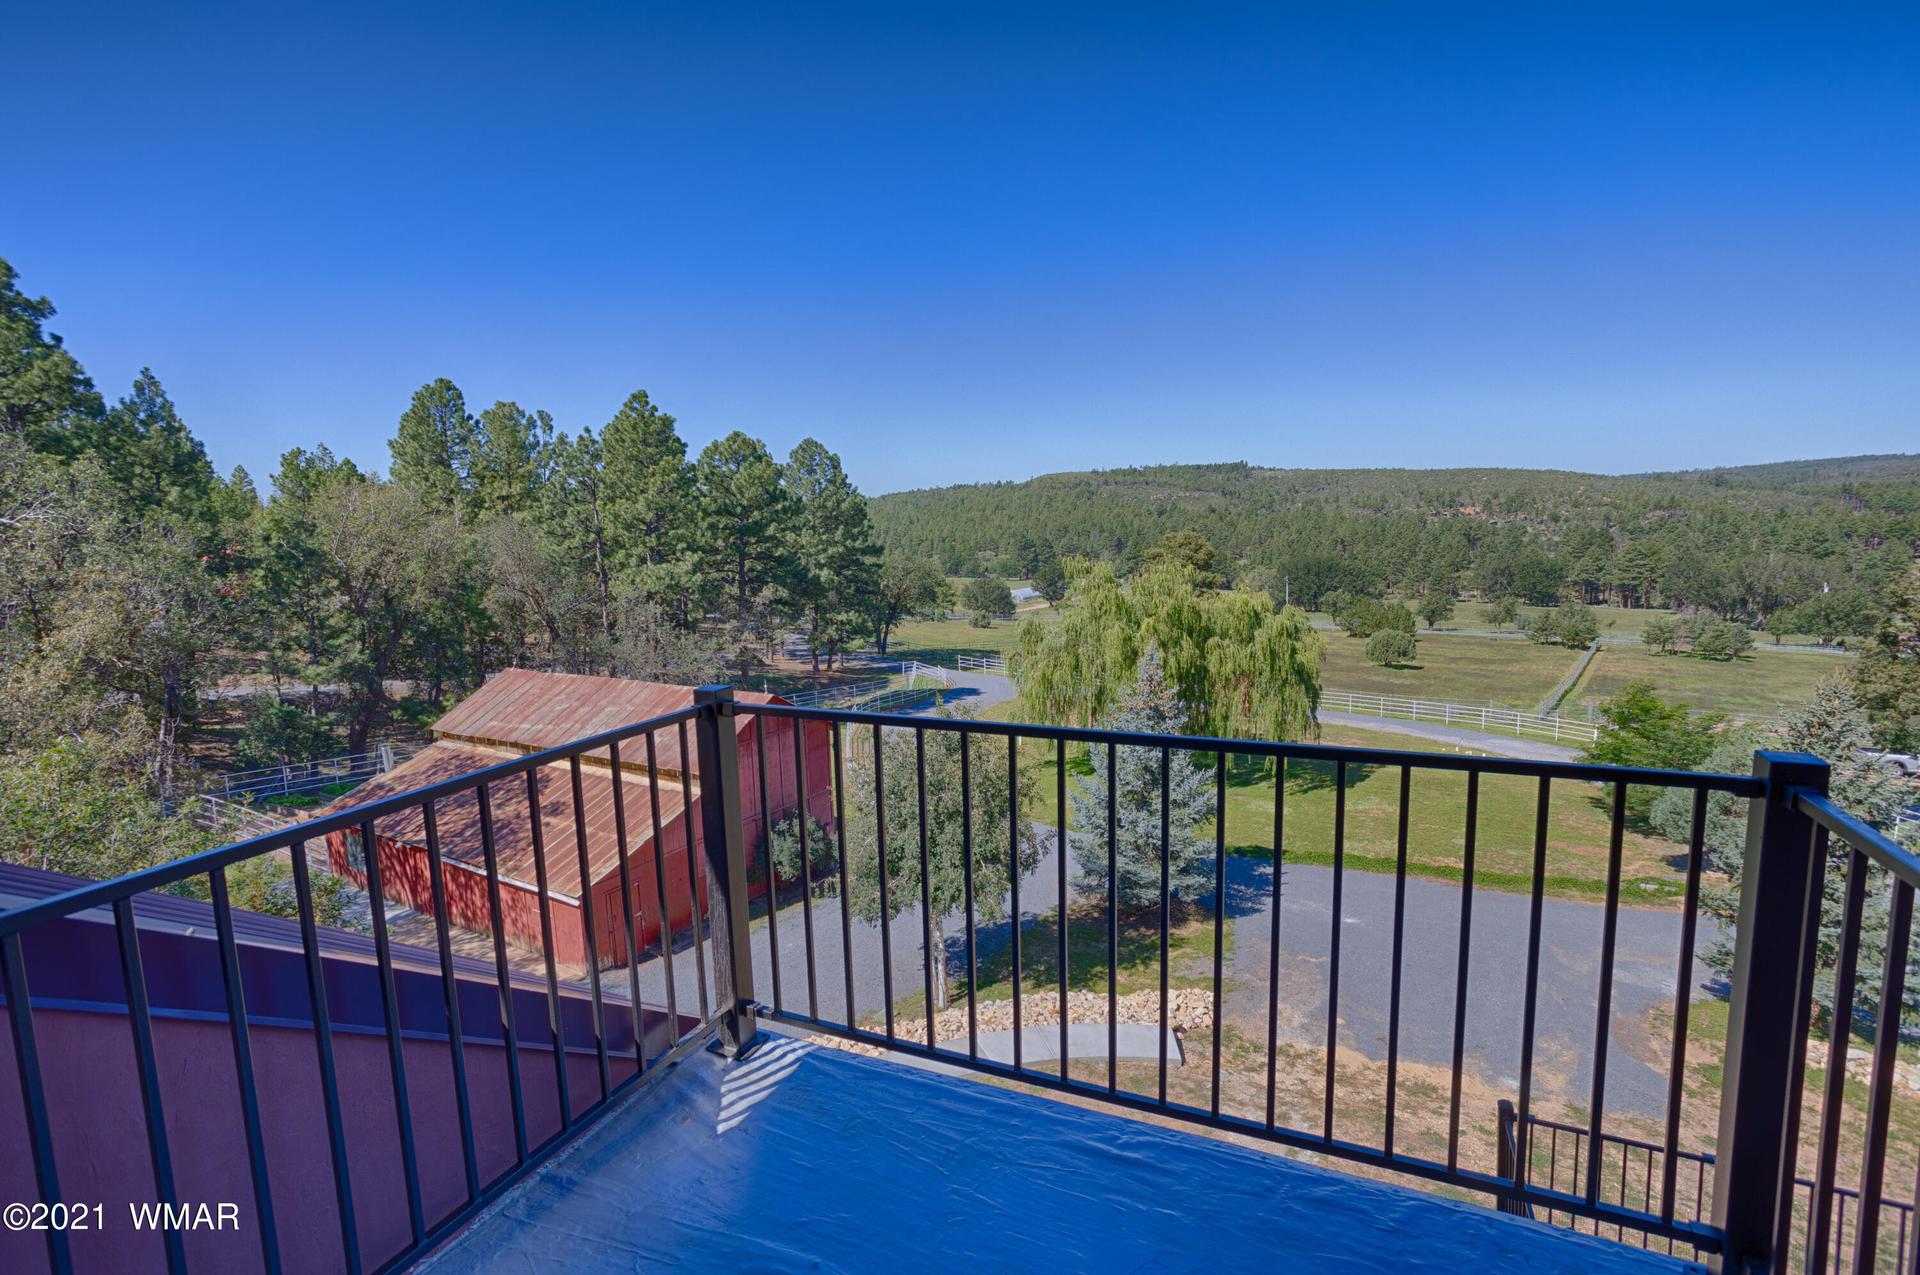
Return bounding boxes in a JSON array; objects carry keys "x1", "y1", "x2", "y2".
[
  {"x1": 1324, "y1": 759, "x2": 1346, "y2": 1141},
  {"x1": 209, "y1": 865, "x2": 281, "y2": 1271},
  {"x1": 476, "y1": 784, "x2": 530, "y2": 1162},
  {"x1": 1384, "y1": 765, "x2": 1410, "y2": 1157},
  {"x1": 606, "y1": 742, "x2": 647, "y2": 1072},
  {"x1": 916, "y1": 728, "x2": 937, "y2": 1049},
  {"x1": 833, "y1": 722, "x2": 856, "y2": 1027},
  {"x1": 1446, "y1": 769, "x2": 1479, "y2": 1171},
  {"x1": 523, "y1": 774, "x2": 573, "y2": 1132},
  {"x1": 421, "y1": 800, "x2": 481, "y2": 1202},
  {"x1": 690, "y1": 687, "x2": 757, "y2": 1055},
  {"x1": 962, "y1": 731, "x2": 979, "y2": 1061},
  {"x1": 568, "y1": 757, "x2": 610, "y2": 1101},
  {"x1": 1660, "y1": 787, "x2": 1708, "y2": 1227},
  {"x1": 643, "y1": 732, "x2": 679, "y2": 1036},
  {"x1": 793, "y1": 717, "x2": 819, "y2": 1022},
  {"x1": 1265, "y1": 756, "x2": 1284, "y2": 1131},
  {"x1": 290, "y1": 843, "x2": 361, "y2": 1272},
  {"x1": 1715, "y1": 752, "x2": 1830, "y2": 1269},
  {"x1": 875, "y1": 723, "x2": 895, "y2": 1042},
  {"x1": 1852, "y1": 875, "x2": 1914, "y2": 1272},
  {"x1": 1106, "y1": 741, "x2": 1119, "y2": 1093},
  {"x1": 1009, "y1": 732, "x2": 1023, "y2": 1072},
  {"x1": 1810, "y1": 839, "x2": 1866, "y2": 1275},
  {"x1": 1161, "y1": 746, "x2": 1173, "y2": 1108},
  {"x1": 1514, "y1": 776, "x2": 1551, "y2": 1187},
  {"x1": 1, "y1": 933, "x2": 71, "y2": 1275},
  {"x1": 1058, "y1": 736, "x2": 1070, "y2": 1080},
  {"x1": 114, "y1": 896, "x2": 187, "y2": 1273},
  {"x1": 677, "y1": 719, "x2": 712, "y2": 1024},
  {"x1": 1211, "y1": 750, "x2": 1226, "y2": 1118},
  {"x1": 756, "y1": 717, "x2": 782, "y2": 1014},
  {"x1": 1584, "y1": 782, "x2": 1627, "y2": 1207}
]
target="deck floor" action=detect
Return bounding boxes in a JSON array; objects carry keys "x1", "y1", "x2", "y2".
[{"x1": 421, "y1": 1029, "x2": 1703, "y2": 1274}]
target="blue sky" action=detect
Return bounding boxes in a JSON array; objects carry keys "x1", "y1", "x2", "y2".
[{"x1": 8, "y1": 4, "x2": 1918, "y2": 494}]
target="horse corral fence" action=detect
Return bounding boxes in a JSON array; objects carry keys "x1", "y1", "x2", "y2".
[
  {"x1": 780, "y1": 660, "x2": 955, "y2": 710},
  {"x1": 1318, "y1": 689, "x2": 1600, "y2": 744}
]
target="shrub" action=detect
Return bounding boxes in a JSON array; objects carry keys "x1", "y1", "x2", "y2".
[
  {"x1": 1365, "y1": 629, "x2": 1419, "y2": 667},
  {"x1": 1692, "y1": 619, "x2": 1753, "y2": 661}
]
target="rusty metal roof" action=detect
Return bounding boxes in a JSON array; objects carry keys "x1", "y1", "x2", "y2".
[
  {"x1": 323, "y1": 741, "x2": 696, "y2": 900},
  {"x1": 430, "y1": 669, "x2": 784, "y2": 775}
]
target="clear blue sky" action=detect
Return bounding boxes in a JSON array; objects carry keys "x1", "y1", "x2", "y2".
[{"x1": 8, "y1": 4, "x2": 1918, "y2": 494}]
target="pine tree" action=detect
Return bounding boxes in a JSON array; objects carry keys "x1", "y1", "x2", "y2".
[
  {"x1": 1068, "y1": 648, "x2": 1215, "y2": 911},
  {"x1": 389, "y1": 378, "x2": 476, "y2": 516},
  {"x1": 784, "y1": 438, "x2": 879, "y2": 670},
  {"x1": 600, "y1": 389, "x2": 691, "y2": 594}
]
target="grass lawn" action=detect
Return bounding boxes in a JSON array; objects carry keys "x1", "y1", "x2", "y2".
[
  {"x1": 1022, "y1": 724, "x2": 1693, "y2": 904},
  {"x1": 1569, "y1": 644, "x2": 1845, "y2": 719},
  {"x1": 1644, "y1": 997, "x2": 1920, "y2": 1260},
  {"x1": 884, "y1": 615, "x2": 1042, "y2": 661},
  {"x1": 1318, "y1": 632, "x2": 1586, "y2": 709}
]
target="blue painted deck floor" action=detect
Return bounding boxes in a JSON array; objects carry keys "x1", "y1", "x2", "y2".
[{"x1": 422, "y1": 1030, "x2": 1703, "y2": 1273}]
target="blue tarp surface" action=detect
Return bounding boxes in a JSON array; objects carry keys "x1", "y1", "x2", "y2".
[{"x1": 423, "y1": 1031, "x2": 1704, "y2": 1273}]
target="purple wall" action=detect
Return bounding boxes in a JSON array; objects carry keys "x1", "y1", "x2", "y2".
[{"x1": 0, "y1": 904, "x2": 690, "y2": 1273}]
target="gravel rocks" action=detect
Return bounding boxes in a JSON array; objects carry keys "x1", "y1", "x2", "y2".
[{"x1": 815, "y1": 987, "x2": 1214, "y2": 1055}]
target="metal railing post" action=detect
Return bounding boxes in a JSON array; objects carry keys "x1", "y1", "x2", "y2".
[
  {"x1": 693, "y1": 685, "x2": 758, "y2": 1055},
  {"x1": 1712, "y1": 750, "x2": 1830, "y2": 1271}
]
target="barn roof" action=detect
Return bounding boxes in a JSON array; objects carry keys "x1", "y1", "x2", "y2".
[
  {"x1": 430, "y1": 669, "x2": 785, "y2": 776},
  {"x1": 323, "y1": 741, "x2": 697, "y2": 901}
]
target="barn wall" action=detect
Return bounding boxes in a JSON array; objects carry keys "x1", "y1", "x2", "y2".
[
  {"x1": 591, "y1": 718, "x2": 836, "y2": 966},
  {"x1": 326, "y1": 831, "x2": 588, "y2": 967}
]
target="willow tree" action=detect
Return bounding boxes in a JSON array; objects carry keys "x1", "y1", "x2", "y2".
[{"x1": 1012, "y1": 560, "x2": 1322, "y2": 740}]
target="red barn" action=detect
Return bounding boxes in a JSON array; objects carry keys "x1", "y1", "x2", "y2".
[{"x1": 321, "y1": 670, "x2": 833, "y2": 968}]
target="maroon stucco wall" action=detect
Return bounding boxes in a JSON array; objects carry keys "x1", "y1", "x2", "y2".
[{"x1": 0, "y1": 911, "x2": 683, "y2": 1273}]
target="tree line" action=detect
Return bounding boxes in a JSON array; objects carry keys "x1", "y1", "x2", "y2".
[
  {"x1": 870, "y1": 460, "x2": 1920, "y2": 641},
  {"x1": 0, "y1": 254, "x2": 950, "y2": 897}
]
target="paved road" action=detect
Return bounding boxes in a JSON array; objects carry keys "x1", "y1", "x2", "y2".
[
  {"x1": 632, "y1": 823, "x2": 1709, "y2": 1120},
  {"x1": 1320, "y1": 711, "x2": 1581, "y2": 763}
]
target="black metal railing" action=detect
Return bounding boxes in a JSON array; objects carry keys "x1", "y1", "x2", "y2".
[
  {"x1": 0, "y1": 692, "x2": 750, "y2": 1275},
  {"x1": 735, "y1": 700, "x2": 1760, "y2": 1252},
  {"x1": 1504, "y1": 1108, "x2": 1916, "y2": 1270},
  {"x1": 5, "y1": 685, "x2": 1918, "y2": 1273}
]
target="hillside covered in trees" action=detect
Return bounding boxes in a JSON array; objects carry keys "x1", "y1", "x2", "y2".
[
  {"x1": 870, "y1": 459, "x2": 1920, "y2": 634},
  {"x1": 2, "y1": 253, "x2": 940, "y2": 891}
]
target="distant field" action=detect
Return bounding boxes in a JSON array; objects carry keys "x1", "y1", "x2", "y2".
[
  {"x1": 1568, "y1": 644, "x2": 1843, "y2": 719},
  {"x1": 1317, "y1": 633, "x2": 1581, "y2": 708},
  {"x1": 1021, "y1": 724, "x2": 1691, "y2": 902},
  {"x1": 884, "y1": 615, "x2": 1042, "y2": 661}
]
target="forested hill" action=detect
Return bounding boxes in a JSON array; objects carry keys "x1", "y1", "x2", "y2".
[{"x1": 868, "y1": 458, "x2": 1920, "y2": 626}]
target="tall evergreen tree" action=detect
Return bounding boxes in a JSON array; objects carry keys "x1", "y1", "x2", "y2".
[
  {"x1": 784, "y1": 438, "x2": 879, "y2": 670},
  {"x1": 1068, "y1": 648, "x2": 1215, "y2": 911},
  {"x1": 471, "y1": 400, "x2": 551, "y2": 517},
  {"x1": 84, "y1": 369, "x2": 218, "y2": 529},
  {"x1": 693, "y1": 431, "x2": 796, "y2": 680},
  {"x1": 0, "y1": 256, "x2": 103, "y2": 450},
  {"x1": 389, "y1": 378, "x2": 476, "y2": 515},
  {"x1": 600, "y1": 389, "x2": 691, "y2": 594}
]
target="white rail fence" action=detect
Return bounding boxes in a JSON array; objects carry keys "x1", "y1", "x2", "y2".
[
  {"x1": 781, "y1": 660, "x2": 954, "y2": 710},
  {"x1": 205, "y1": 742, "x2": 423, "y2": 802},
  {"x1": 956, "y1": 654, "x2": 1008, "y2": 673},
  {"x1": 1319, "y1": 689, "x2": 1600, "y2": 744}
]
